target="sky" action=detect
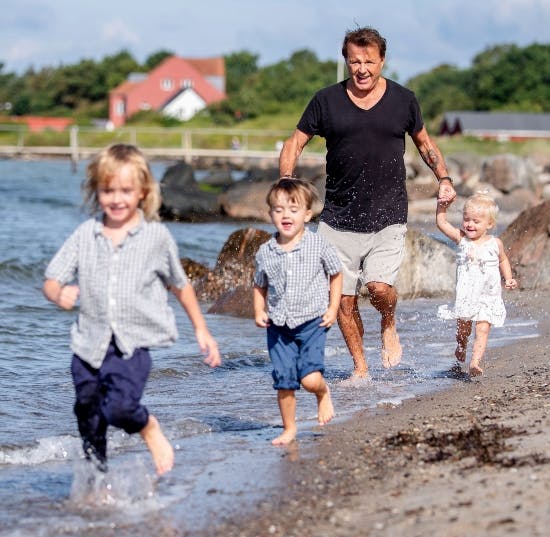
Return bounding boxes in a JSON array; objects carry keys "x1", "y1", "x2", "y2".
[{"x1": 1, "y1": 0, "x2": 548, "y2": 83}]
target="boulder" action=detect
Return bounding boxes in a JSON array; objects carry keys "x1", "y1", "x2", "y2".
[
  {"x1": 219, "y1": 180, "x2": 273, "y2": 221},
  {"x1": 180, "y1": 257, "x2": 210, "y2": 280},
  {"x1": 219, "y1": 176, "x2": 325, "y2": 222},
  {"x1": 481, "y1": 154, "x2": 538, "y2": 194},
  {"x1": 405, "y1": 176, "x2": 439, "y2": 201},
  {"x1": 190, "y1": 227, "x2": 271, "y2": 304},
  {"x1": 208, "y1": 285, "x2": 254, "y2": 317},
  {"x1": 159, "y1": 160, "x2": 220, "y2": 220},
  {"x1": 393, "y1": 229, "x2": 455, "y2": 299},
  {"x1": 500, "y1": 200, "x2": 550, "y2": 289},
  {"x1": 201, "y1": 167, "x2": 234, "y2": 189}
]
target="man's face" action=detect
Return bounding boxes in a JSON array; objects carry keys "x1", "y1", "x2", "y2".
[{"x1": 345, "y1": 42, "x2": 385, "y2": 95}]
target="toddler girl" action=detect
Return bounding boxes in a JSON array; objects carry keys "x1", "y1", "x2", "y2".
[{"x1": 436, "y1": 192, "x2": 517, "y2": 376}]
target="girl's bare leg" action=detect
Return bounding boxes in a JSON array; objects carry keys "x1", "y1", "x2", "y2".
[
  {"x1": 140, "y1": 415, "x2": 174, "y2": 475},
  {"x1": 301, "y1": 371, "x2": 335, "y2": 426},
  {"x1": 469, "y1": 321, "x2": 490, "y2": 376},
  {"x1": 272, "y1": 390, "x2": 297, "y2": 445},
  {"x1": 455, "y1": 319, "x2": 472, "y2": 362}
]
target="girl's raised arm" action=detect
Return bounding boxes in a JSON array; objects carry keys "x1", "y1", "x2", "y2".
[{"x1": 436, "y1": 201, "x2": 462, "y2": 244}]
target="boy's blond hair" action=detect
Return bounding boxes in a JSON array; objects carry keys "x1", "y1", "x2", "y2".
[
  {"x1": 266, "y1": 177, "x2": 319, "y2": 210},
  {"x1": 83, "y1": 143, "x2": 161, "y2": 221},
  {"x1": 463, "y1": 191, "x2": 499, "y2": 225}
]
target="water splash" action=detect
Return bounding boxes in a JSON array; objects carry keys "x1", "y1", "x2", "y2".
[{"x1": 69, "y1": 457, "x2": 157, "y2": 509}]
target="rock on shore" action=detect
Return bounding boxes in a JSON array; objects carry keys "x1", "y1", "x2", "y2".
[{"x1": 161, "y1": 152, "x2": 550, "y2": 223}]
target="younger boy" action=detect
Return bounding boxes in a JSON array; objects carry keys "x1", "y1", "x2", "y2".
[{"x1": 254, "y1": 178, "x2": 342, "y2": 445}]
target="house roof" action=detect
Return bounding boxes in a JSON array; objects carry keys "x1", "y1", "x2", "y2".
[
  {"x1": 110, "y1": 79, "x2": 140, "y2": 95},
  {"x1": 186, "y1": 57, "x2": 225, "y2": 78},
  {"x1": 155, "y1": 56, "x2": 226, "y2": 104},
  {"x1": 440, "y1": 111, "x2": 550, "y2": 138},
  {"x1": 109, "y1": 55, "x2": 226, "y2": 104}
]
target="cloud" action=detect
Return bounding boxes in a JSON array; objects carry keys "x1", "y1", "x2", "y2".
[
  {"x1": 100, "y1": 19, "x2": 139, "y2": 46},
  {"x1": 0, "y1": 0, "x2": 547, "y2": 80},
  {"x1": 3, "y1": 38, "x2": 44, "y2": 65}
]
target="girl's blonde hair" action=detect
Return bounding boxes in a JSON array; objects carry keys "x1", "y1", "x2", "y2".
[
  {"x1": 463, "y1": 191, "x2": 499, "y2": 225},
  {"x1": 83, "y1": 143, "x2": 161, "y2": 221}
]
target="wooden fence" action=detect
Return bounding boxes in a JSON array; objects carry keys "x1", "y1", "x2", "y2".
[{"x1": 0, "y1": 125, "x2": 325, "y2": 166}]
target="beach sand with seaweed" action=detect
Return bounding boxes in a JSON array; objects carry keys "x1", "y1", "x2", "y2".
[{"x1": 189, "y1": 288, "x2": 549, "y2": 537}]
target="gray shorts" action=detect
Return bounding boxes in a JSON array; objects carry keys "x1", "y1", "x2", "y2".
[{"x1": 318, "y1": 222, "x2": 407, "y2": 295}]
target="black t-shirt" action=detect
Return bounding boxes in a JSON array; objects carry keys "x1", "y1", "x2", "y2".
[{"x1": 297, "y1": 79, "x2": 424, "y2": 232}]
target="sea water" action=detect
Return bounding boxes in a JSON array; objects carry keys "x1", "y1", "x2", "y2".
[{"x1": 0, "y1": 159, "x2": 538, "y2": 536}]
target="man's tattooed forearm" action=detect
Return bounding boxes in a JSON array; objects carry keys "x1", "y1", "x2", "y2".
[{"x1": 421, "y1": 149, "x2": 439, "y2": 170}]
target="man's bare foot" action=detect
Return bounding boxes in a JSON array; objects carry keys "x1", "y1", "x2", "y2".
[
  {"x1": 140, "y1": 415, "x2": 174, "y2": 475},
  {"x1": 455, "y1": 344, "x2": 467, "y2": 362},
  {"x1": 316, "y1": 386, "x2": 334, "y2": 425},
  {"x1": 381, "y1": 327, "x2": 402, "y2": 368},
  {"x1": 272, "y1": 428, "x2": 297, "y2": 446},
  {"x1": 353, "y1": 366, "x2": 369, "y2": 378},
  {"x1": 469, "y1": 361, "x2": 483, "y2": 376}
]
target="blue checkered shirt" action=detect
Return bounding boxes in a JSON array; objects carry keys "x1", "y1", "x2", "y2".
[
  {"x1": 254, "y1": 228, "x2": 341, "y2": 328},
  {"x1": 45, "y1": 216, "x2": 188, "y2": 368}
]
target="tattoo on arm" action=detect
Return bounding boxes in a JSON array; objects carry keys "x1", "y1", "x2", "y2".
[{"x1": 421, "y1": 149, "x2": 439, "y2": 171}]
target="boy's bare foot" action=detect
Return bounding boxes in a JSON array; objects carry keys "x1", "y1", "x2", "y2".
[
  {"x1": 316, "y1": 386, "x2": 334, "y2": 426},
  {"x1": 272, "y1": 427, "x2": 297, "y2": 446},
  {"x1": 381, "y1": 327, "x2": 402, "y2": 368},
  {"x1": 140, "y1": 415, "x2": 174, "y2": 475},
  {"x1": 455, "y1": 344, "x2": 467, "y2": 362},
  {"x1": 469, "y1": 361, "x2": 483, "y2": 376}
]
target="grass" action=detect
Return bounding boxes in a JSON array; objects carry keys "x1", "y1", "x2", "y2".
[{"x1": 0, "y1": 117, "x2": 547, "y2": 159}]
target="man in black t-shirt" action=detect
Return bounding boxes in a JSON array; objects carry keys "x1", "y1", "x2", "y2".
[{"x1": 279, "y1": 26, "x2": 456, "y2": 378}]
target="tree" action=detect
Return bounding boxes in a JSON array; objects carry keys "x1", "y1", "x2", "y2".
[
  {"x1": 407, "y1": 64, "x2": 474, "y2": 119},
  {"x1": 468, "y1": 43, "x2": 550, "y2": 112},
  {"x1": 100, "y1": 50, "x2": 142, "y2": 90},
  {"x1": 145, "y1": 50, "x2": 174, "y2": 70},
  {"x1": 224, "y1": 50, "x2": 259, "y2": 95}
]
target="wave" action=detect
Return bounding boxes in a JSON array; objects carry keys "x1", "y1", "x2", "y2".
[
  {"x1": 0, "y1": 258, "x2": 47, "y2": 283},
  {"x1": 17, "y1": 195, "x2": 78, "y2": 210},
  {"x1": 0, "y1": 435, "x2": 80, "y2": 466}
]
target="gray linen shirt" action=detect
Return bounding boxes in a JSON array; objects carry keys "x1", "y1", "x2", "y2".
[
  {"x1": 254, "y1": 228, "x2": 341, "y2": 328},
  {"x1": 45, "y1": 216, "x2": 188, "y2": 368}
]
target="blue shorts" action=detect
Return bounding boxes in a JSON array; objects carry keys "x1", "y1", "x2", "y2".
[
  {"x1": 70, "y1": 339, "x2": 151, "y2": 469},
  {"x1": 267, "y1": 317, "x2": 328, "y2": 390}
]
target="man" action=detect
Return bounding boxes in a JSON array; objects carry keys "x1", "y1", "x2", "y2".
[{"x1": 279, "y1": 26, "x2": 456, "y2": 377}]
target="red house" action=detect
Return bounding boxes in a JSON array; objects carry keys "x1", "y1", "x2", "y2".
[{"x1": 109, "y1": 56, "x2": 226, "y2": 127}]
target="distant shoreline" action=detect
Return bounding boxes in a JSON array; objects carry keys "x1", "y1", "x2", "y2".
[{"x1": 0, "y1": 145, "x2": 325, "y2": 167}]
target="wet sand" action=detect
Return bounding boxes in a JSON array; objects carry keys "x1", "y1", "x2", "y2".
[{"x1": 192, "y1": 288, "x2": 550, "y2": 537}]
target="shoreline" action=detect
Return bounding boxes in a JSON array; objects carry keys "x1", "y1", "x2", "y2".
[{"x1": 191, "y1": 288, "x2": 549, "y2": 537}]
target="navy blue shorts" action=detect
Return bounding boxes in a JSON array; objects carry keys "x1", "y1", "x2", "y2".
[
  {"x1": 267, "y1": 317, "x2": 328, "y2": 390},
  {"x1": 71, "y1": 340, "x2": 151, "y2": 465}
]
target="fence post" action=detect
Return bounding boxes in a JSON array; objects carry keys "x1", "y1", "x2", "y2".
[
  {"x1": 17, "y1": 126, "x2": 24, "y2": 149},
  {"x1": 70, "y1": 126, "x2": 79, "y2": 166},
  {"x1": 182, "y1": 130, "x2": 192, "y2": 151}
]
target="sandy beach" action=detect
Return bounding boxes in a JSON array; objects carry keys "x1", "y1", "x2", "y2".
[{"x1": 189, "y1": 288, "x2": 549, "y2": 537}]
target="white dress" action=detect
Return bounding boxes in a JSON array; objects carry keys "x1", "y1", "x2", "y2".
[{"x1": 438, "y1": 236, "x2": 506, "y2": 327}]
